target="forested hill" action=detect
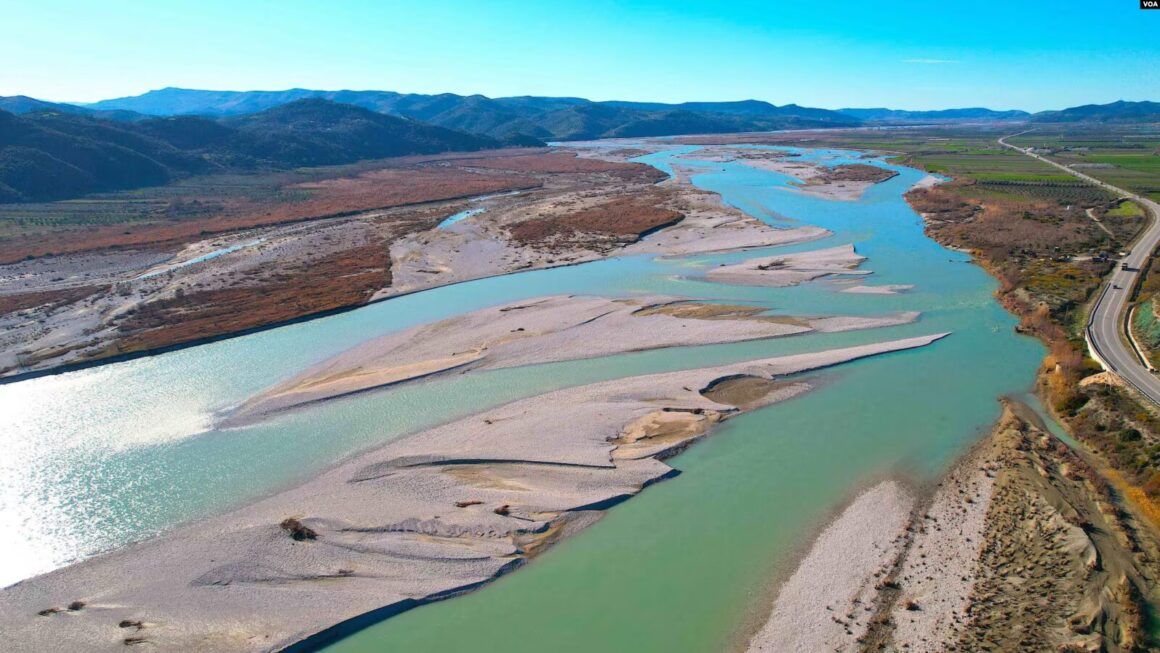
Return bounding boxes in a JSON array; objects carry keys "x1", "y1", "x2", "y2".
[{"x1": 0, "y1": 100, "x2": 504, "y2": 203}]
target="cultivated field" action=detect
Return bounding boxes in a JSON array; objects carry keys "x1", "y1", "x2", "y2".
[{"x1": 1007, "y1": 126, "x2": 1160, "y2": 202}]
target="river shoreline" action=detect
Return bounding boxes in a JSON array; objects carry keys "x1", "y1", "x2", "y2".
[
  {"x1": 740, "y1": 166, "x2": 1160, "y2": 652},
  {"x1": 0, "y1": 140, "x2": 1034, "y2": 649},
  {"x1": 747, "y1": 398, "x2": 1160, "y2": 652},
  {"x1": 0, "y1": 335, "x2": 947, "y2": 652}
]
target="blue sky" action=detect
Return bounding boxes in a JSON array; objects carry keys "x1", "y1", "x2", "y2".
[{"x1": 2, "y1": 0, "x2": 1156, "y2": 111}]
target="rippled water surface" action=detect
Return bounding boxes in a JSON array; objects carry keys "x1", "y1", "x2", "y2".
[{"x1": 1, "y1": 145, "x2": 1045, "y2": 652}]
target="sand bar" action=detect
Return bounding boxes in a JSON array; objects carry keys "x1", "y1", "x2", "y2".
[
  {"x1": 228, "y1": 294, "x2": 919, "y2": 424},
  {"x1": 841, "y1": 284, "x2": 914, "y2": 295},
  {"x1": 705, "y1": 244, "x2": 869, "y2": 287}
]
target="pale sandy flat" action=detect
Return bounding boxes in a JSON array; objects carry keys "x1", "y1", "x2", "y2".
[
  {"x1": 748, "y1": 481, "x2": 915, "y2": 652},
  {"x1": 229, "y1": 294, "x2": 918, "y2": 424}
]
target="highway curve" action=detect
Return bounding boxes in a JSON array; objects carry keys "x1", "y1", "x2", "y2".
[{"x1": 998, "y1": 132, "x2": 1160, "y2": 404}]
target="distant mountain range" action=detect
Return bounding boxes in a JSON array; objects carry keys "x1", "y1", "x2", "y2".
[
  {"x1": 71, "y1": 88, "x2": 861, "y2": 140},
  {"x1": 1, "y1": 87, "x2": 1157, "y2": 205},
  {"x1": 837, "y1": 107, "x2": 1031, "y2": 122},
  {"x1": 0, "y1": 95, "x2": 148, "y2": 122}
]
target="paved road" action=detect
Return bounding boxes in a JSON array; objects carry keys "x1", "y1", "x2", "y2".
[{"x1": 997, "y1": 133, "x2": 1160, "y2": 404}]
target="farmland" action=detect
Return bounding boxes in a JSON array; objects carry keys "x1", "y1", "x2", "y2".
[{"x1": 1007, "y1": 125, "x2": 1160, "y2": 201}]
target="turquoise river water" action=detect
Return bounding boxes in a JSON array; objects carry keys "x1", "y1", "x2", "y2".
[{"x1": 0, "y1": 144, "x2": 1046, "y2": 651}]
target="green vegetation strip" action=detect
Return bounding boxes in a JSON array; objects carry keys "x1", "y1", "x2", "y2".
[{"x1": 1133, "y1": 299, "x2": 1160, "y2": 367}]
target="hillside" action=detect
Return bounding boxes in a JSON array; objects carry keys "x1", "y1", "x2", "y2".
[
  {"x1": 0, "y1": 100, "x2": 503, "y2": 203},
  {"x1": 0, "y1": 110, "x2": 208, "y2": 202},
  {"x1": 1031, "y1": 100, "x2": 1160, "y2": 123},
  {"x1": 838, "y1": 107, "x2": 1030, "y2": 122},
  {"x1": 83, "y1": 87, "x2": 860, "y2": 139},
  {"x1": 223, "y1": 99, "x2": 499, "y2": 166}
]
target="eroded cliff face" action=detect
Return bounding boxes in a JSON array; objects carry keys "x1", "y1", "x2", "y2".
[{"x1": 879, "y1": 402, "x2": 1159, "y2": 653}]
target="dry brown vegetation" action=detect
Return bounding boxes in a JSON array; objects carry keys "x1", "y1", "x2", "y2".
[
  {"x1": 910, "y1": 181, "x2": 1116, "y2": 312},
  {"x1": 0, "y1": 166, "x2": 536, "y2": 263},
  {"x1": 110, "y1": 241, "x2": 390, "y2": 355},
  {"x1": 507, "y1": 193, "x2": 682, "y2": 249},
  {"x1": 909, "y1": 166, "x2": 1160, "y2": 515},
  {"x1": 807, "y1": 163, "x2": 898, "y2": 185},
  {"x1": 0, "y1": 284, "x2": 107, "y2": 314},
  {"x1": 455, "y1": 152, "x2": 666, "y2": 181}
]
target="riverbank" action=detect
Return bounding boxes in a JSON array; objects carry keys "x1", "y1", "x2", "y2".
[
  {"x1": 748, "y1": 399, "x2": 1160, "y2": 652},
  {"x1": 0, "y1": 335, "x2": 947, "y2": 652},
  {"x1": 901, "y1": 159, "x2": 1160, "y2": 533}
]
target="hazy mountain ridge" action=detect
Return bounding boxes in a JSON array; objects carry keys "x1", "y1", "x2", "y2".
[
  {"x1": 838, "y1": 107, "x2": 1031, "y2": 121},
  {"x1": 0, "y1": 95, "x2": 146, "y2": 122},
  {"x1": 1030, "y1": 100, "x2": 1160, "y2": 123},
  {"x1": 4, "y1": 88, "x2": 1158, "y2": 205},
  {"x1": 82, "y1": 88, "x2": 861, "y2": 139}
]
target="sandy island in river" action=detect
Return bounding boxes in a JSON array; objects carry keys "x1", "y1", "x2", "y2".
[
  {"x1": 841, "y1": 284, "x2": 915, "y2": 295},
  {"x1": 747, "y1": 400, "x2": 1160, "y2": 653},
  {"x1": 705, "y1": 244, "x2": 871, "y2": 288},
  {"x1": 727, "y1": 154, "x2": 899, "y2": 202},
  {"x1": 0, "y1": 334, "x2": 948, "y2": 653},
  {"x1": 228, "y1": 293, "x2": 920, "y2": 425},
  {"x1": 377, "y1": 181, "x2": 829, "y2": 300}
]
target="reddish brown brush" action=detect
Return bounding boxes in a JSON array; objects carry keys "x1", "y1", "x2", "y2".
[
  {"x1": 110, "y1": 242, "x2": 389, "y2": 355},
  {"x1": 0, "y1": 167, "x2": 536, "y2": 263},
  {"x1": 508, "y1": 194, "x2": 681, "y2": 246}
]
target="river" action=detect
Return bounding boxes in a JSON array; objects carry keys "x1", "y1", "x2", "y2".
[{"x1": 0, "y1": 144, "x2": 1046, "y2": 651}]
